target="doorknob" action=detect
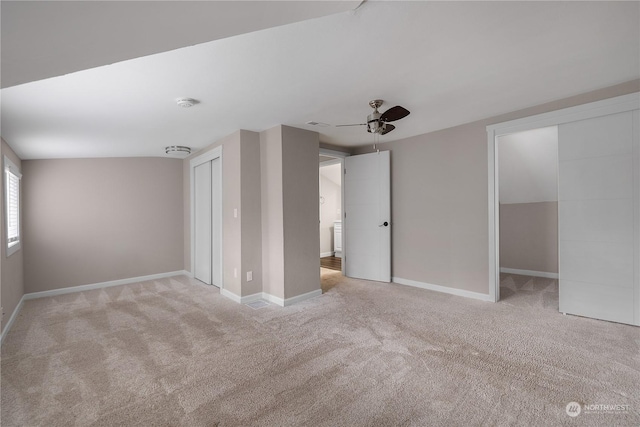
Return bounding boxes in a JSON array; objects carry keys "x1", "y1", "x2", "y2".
[{"x1": 379, "y1": 221, "x2": 389, "y2": 227}]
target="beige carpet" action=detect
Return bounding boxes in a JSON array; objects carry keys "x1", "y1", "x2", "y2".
[{"x1": 1, "y1": 270, "x2": 639, "y2": 426}]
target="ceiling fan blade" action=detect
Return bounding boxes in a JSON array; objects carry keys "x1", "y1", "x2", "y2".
[
  {"x1": 336, "y1": 123, "x2": 366, "y2": 127},
  {"x1": 381, "y1": 124, "x2": 396, "y2": 135},
  {"x1": 380, "y1": 106, "x2": 410, "y2": 122}
]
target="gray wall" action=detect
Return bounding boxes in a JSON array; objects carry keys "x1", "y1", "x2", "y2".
[
  {"x1": 353, "y1": 79, "x2": 639, "y2": 295},
  {"x1": 1, "y1": 139, "x2": 24, "y2": 332},
  {"x1": 260, "y1": 126, "x2": 285, "y2": 298},
  {"x1": 22, "y1": 157, "x2": 184, "y2": 293},
  {"x1": 281, "y1": 126, "x2": 320, "y2": 299},
  {"x1": 260, "y1": 125, "x2": 321, "y2": 300},
  {"x1": 240, "y1": 131, "x2": 263, "y2": 297},
  {"x1": 500, "y1": 202, "x2": 558, "y2": 273}
]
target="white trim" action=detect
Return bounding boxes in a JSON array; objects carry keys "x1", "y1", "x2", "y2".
[
  {"x1": 220, "y1": 289, "x2": 268, "y2": 305},
  {"x1": 633, "y1": 109, "x2": 640, "y2": 326},
  {"x1": 220, "y1": 288, "x2": 241, "y2": 303},
  {"x1": 500, "y1": 268, "x2": 559, "y2": 279},
  {"x1": 240, "y1": 293, "x2": 264, "y2": 304},
  {"x1": 320, "y1": 251, "x2": 335, "y2": 258},
  {"x1": 261, "y1": 293, "x2": 285, "y2": 306},
  {"x1": 189, "y1": 146, "x2": 223, "y2": 289},
  {"x1": 24, "y1": 270, "x2": 188, "y2": 300},
  {"x1": 487, "y1": 92, "x2": 640, "y2": 303},
  {"x1": 319, "y1": 147, "x2": 350, "y2": 159},
  {"x1": 319, "y1": 158, "x2": 341, "y2": 167},
  {"x1": 487, "y1": 93, "x2": 640, "y2": 134},
  {"x1": 282, "y1": 289, "x2": 322, "y2": 306},
  {"x1": 190, "y1": 146, "x2": 223, "y2": 167},
  {"x1": 319, "y1": 149, "x2": 347, "y2": 276},
  {"x1": 0, "y1": 294, "x2": 26, "y2": 346},
  {"x1": 392, "y1": 277, "x2": 493, "y2": 302},
  {"x1": 4, "y1": 155, "x2": 22, "y2": 257},
  {"x1": 222, "y1": 289, "x2": 322, "y2": 306}
]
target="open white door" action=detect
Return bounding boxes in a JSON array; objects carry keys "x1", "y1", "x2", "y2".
[{"x1": 344, "y1": 151, "x2": 391, "y2": 282}]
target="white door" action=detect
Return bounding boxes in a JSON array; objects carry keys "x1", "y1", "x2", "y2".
[
  {"x1": 193, "y1": 157, "x2": 222, "y2": 287},
  {"x1": 558, "y1": 110, "x2": 639, "y2": 325},
  {"x1": 344, "y1": 151, "x2": 391, "y2": 282},
  {"x1": 194, "y1": 161, "x2": 212, "y2": 284}
]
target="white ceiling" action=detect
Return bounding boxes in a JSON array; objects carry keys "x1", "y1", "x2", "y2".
[
  {"x1": 498, "y1": 126, "x2": 558, "y2": 205},
  {"x1": 1, "y1": 1, "x2": 639, "y2": 159}
]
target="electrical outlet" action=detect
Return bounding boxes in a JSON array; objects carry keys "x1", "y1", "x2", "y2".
[
  {"x1": 247, "y1": 271, "x2": 253, "y2": 282},
  {"x1": 234, "y1": 208, "x2": 238, "y2": 218},
  {"x1": 234, "y1": 268, "x2": 237, "y2": 278}
]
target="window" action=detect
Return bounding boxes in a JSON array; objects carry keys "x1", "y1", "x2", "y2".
[{"x1": 4, "y1": 156, "x2": 21, "y2": 256}]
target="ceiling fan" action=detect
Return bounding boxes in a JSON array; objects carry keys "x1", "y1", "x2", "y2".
[{"x1": 336, "y1": 100, "x2": 410, "y2": 135}]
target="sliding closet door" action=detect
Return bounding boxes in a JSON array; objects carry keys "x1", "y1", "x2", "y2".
[
  {"x1": 194, "y1": 161, "x2": 212, "y2": 284},
  {"x1": 558, "y1": 110, "x2": 639, "y2": 325}
]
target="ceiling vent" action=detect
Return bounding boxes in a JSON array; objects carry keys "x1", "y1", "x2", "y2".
[
  {"x1": 176, "y1": 98, "x2": 197, "y2": 108},
  {"x1": 306, "y1": 121, "x2": 330, "y2": 127},
  {"x1": 165, "y1": 145, "x2": 191, "y2": 158}
]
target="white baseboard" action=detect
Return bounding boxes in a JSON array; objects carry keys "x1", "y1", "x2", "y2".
[
  {"x1": 282, "y1": 289, "x2": 322, "y2": 306},
  {"x1": 220, "y1": 288, "x2": 241, "y2": 303},
  {"x1": 261, "y1": 293, "x2": 284, "y2": 306},
  {"x1": 392, "y1": 277, "x2": 493, "y2": 302},
  {"x1": 500, "y1": 268, "x2": 558, "y2": 279},
  {"x1": 1, "y1": 294, "x2": 26, "y2": 346},
  {"x1": 220, "y1": 289, "x2": 266, "y2": 305},
  {"x1": 23, "y1": 270, "x2": 190, "y2": 300},
  {"x1": 233, "y1": 289, "x2": 322, "y2": 307},
  {"x1": 320, "y1": 251, "x2": 335, "y2": 258}
]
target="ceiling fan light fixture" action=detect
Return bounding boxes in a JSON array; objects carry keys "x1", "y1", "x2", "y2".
[{"x1": 165, "y1": 145, "x2": 192, "y2": 158}]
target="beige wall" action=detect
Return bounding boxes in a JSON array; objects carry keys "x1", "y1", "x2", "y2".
[
  {"x1": 353, "y1": 79, "x2": 639, "y2": 295},
  {"x1": 240, "y1": 131, "x2": 263, "y2": 296},
  {"x1": 260, "y1": 126, "x2": 285, "y2": 298},
  {"x1": 260, "y1": 125, "x2": 320, "y2": 300},
  {"x1": 22, "y1": 157, "x2": 184, "y2": 293},
  {"x1": 1, "y1": 139, "x2": 24, "y2": 332},
  {"x1": 281, "y1": 126, "x2": 321, "y2": 299},
  {"x1": 221, "y1": 133, "x2": 242, "y2": 296},
  {"x1": 500, "y1": 202, "x2": 558, "y2": 273}
]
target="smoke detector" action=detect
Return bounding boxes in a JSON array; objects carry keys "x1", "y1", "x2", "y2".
[
  {"x1": 165, "y1": 146, "x2": 191, "y2": 158},
  {"x1": 176, "y1": 98, "x2": 197, "y2": 108}
]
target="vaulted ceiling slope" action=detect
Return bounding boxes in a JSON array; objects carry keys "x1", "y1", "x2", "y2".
[
  {"x1": 1, "y1": 1, "x2": 638, "y2": 159},
  {"x1": 1, "y1": 1, "x2": 360, "y2": 88}
]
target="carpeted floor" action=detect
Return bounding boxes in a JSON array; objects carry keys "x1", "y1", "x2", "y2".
[{"x1": 1, "y1": 270, "x2": 639, "y2": 426}]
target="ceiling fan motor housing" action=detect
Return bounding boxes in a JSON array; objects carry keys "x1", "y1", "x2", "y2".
[{"x1": 367, "y1": 111, "x2": 382, "y2": 133}]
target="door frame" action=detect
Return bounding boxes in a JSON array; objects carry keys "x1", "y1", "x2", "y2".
[
  {"x1": 320, "y1": 148, "x2": 349, "y2": 275},
  {"x1": 486, "y1": 92, "x2": 640, "y2": 304},
  {"x1": 190, "y1": 146, "x2": 223, "y2": 288}
]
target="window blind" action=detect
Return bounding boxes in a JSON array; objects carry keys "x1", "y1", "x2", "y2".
[{"x1": 7, "y1": 170, "x2": 19, "y2": 243}]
